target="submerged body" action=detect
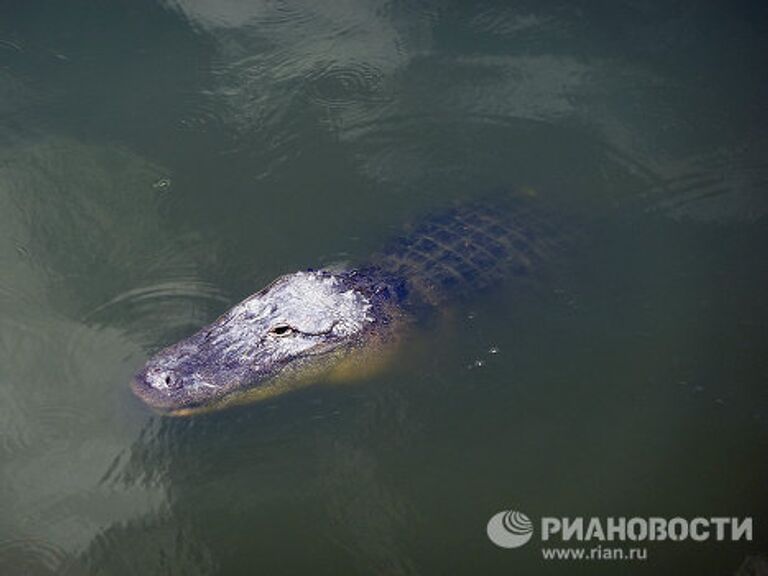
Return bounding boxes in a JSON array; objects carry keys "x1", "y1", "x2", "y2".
[{"x1": 132, "y1": 199, "x2": 561, "y2": 414}]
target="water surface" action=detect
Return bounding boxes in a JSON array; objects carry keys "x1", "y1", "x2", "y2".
[{"x1": 1, "y1": 1, "x2": 766, "y2": 575}]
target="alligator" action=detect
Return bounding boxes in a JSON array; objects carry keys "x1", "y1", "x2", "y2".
[{"x1": 132, "y1": 197, "x2": 565, "y2": 415}]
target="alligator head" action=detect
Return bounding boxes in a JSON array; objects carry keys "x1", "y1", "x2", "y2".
[{"x1": 131, "y1": 270, "x2": 394, "y2": 415}]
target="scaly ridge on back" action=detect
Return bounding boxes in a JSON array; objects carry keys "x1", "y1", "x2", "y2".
[{"x1": 373, "y1": 198, "x2": 564, "y2": 305}]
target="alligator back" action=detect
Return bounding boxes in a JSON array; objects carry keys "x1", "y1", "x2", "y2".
[{"x1": 372, "y1": 197, "x2": 569, "y2": 306}]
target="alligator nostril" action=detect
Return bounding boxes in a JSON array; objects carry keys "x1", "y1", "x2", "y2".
[{"x1": 155, "y1": 373, "x2": 181, "y2": 390}]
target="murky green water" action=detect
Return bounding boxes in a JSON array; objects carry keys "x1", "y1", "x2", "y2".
[{"x1": 1, "y1": 1, "x2": 767, "y2": 575}]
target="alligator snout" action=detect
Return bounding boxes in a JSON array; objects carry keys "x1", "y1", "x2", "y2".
[
  {"x1": 131, "y1": 365, "x2": 187, "y2": 412},
  {"x1": 144, "y1": 367, "x2": 184, "y2": 391}
]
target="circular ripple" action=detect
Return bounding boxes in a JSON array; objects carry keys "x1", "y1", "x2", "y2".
[
  {"x1": 80, "y1": 277, "x2": 230, "y2": 347},
  {"x1": 177, "y1": 102, "x2": 227, "y2": 134},
  {"x1": 84, "y1": 278, "x2": 228, "y2": 320},
  {"x1": 305, "y1": 62, "x2": 389, "y2": 107},
  {"x1": 0, "y1": 538, "x2": 73, "y2": 576}
]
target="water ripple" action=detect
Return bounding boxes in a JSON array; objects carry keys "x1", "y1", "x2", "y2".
[
  {"x1": 81, "y1": 277, "x2": 230, "y2": 347},
  {"x1": 85, "y1": 279, "x2": 227, "y2": 317},
  {"x1": 162, "y1": 0, "x2": 314, "y2": 30},
  {"x1": 0, "y1": 38, "x2": 23, "y2": 53},
  {"x1": 645, "y1": 144, "x2": 768, "y2": 222},
  {"x1": 0, "y1": 537, "x2": 73, "y2": 576},
  {"x1": 177, "y1": 100, "x2": 228, "y2": 134},
  {"x1": 0, "y1": 382, "x2": 33, "y2": 455},
  {"x1": 469, "y1": 8, "x2": 567, "y2": 37},
  {"x1": 305, "y1": 61, "x2": 390, "y2": 107}
]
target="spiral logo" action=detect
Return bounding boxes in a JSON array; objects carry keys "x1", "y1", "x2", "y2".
[{"x1": 487, "y1": 510, "x2": 534, "y2": 548}]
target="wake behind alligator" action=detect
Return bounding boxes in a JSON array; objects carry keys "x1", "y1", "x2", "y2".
[{"x1": 132, "y1": 197, "x2": 567, "y2": 415}]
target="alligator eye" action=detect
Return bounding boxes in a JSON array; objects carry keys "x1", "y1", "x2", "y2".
[{"x1": 269, "y1": 324, "x2": 294, "y2": 337}]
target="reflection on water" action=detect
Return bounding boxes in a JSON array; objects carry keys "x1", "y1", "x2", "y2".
[
  {"x1": 0, "y1": 0, "x2": 766, "y2": 575},
  {"x1": 0, "y1": 138, "x2": 175, "y2": 574}
]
